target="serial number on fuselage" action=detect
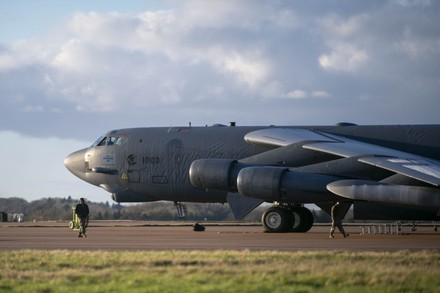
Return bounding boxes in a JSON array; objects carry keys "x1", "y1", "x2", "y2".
[{"x1": 142, "y1": 156, "x2": 160, "y2": 164}]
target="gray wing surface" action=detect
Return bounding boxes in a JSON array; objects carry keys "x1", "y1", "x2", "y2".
[
  {"x1": 244, "y1": 128, "x2": 336, "y2": 148},
  {"x1": 245, "y1": 128, "x2": 440, "y2": 187},
  {"x1": 358, "y1": 157, "x2": 440, "y2": 187}
]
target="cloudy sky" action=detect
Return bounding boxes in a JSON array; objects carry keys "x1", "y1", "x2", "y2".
[{"x1": 1, "y1": 0, "x2": 439, "y2": 203}]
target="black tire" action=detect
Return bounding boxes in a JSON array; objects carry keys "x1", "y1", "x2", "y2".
[
  {"x1": 290, "y1": 207, "x2": 314, "y2": 232},
  {"x1": 299, "y1": 207, "x2": 314, "y2": 232},
  {"x1": 262, "y1": 207, "x2": 293, "y2": 233}
]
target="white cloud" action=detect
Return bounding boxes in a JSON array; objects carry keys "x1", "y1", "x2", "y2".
[
  {"x1": 51, "y1": 39, "x2": 85, "y2": 71},
  {"x1": 206, "y1": 48, "x2": 271, "y2": 88},
  {"x1": 319, "y1": 44, "x2": 369, "y2": 72},
  {"x1": 311, "y1": 91, "x2": 331, "y2": 98},
  {"x1": 0, "y1": 1, "x2": 439, "y2": 139},
  {"x1": 261, "y1": 86, "x2": 331, "y2": 101},
  {"x1": 0, "y1": 6, "x2": 278, "y2": 114},
  {"x1": 316, "y1": 4, "x2": 440, "y2": 76},
  {"x1": 0, "y1": 40, "x2": 38, "y2": 71},
  {"x1": 319, "y1": 14, "x2": 368, "y2": 39},
  {"x1": 317, "y1": 14, "x2": 371, "y2": 72},
  {"x1": 397, "y1": 26, "x2": 440, "y2": 58},
  {"x1": 286, "y1": 90, "x2": 308, "y2": 99},
  {"x1": 0, "y1": 52, "x2": 17, "y2": 71}
]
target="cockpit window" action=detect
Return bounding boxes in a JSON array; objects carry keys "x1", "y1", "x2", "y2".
[
  {"x1": 98, "y1": 137, "x2": 109, "y2": 146},
  {"x1": 92, "y1": 136, "x2": 106, "y2": 147},
  {"x1": 114, "y1": 137, "x2": 124, "y2": 145},
  {"x1": 92, "y1": 136, "x2": 124, "y2": 147}
]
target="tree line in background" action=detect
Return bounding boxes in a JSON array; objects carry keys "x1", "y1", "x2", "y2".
[{"x1": 0, "y1": 197, "x2": 333, "y2": 223}]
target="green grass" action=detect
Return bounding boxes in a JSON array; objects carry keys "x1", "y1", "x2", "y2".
[{"x1": 0, "y1": 250, "x2": 439, "y2": 292}]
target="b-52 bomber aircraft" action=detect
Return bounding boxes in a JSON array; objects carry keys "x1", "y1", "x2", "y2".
[{"x1": 64, "y1": 123, "x2": 440, "y2": 232}]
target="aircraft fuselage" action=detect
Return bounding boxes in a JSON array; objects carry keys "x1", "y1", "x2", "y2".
[{"x1": 65, "y1": 124, "x2": 440, "y2": 228}]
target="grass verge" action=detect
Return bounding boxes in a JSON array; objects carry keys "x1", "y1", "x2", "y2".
[{"x1": 1, "y1": 250, "x2": 439, "y2": 292}]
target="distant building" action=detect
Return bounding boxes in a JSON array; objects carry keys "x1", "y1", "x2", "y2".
[
  {"x1": 0, "y1": 212, "x2": 24, "y2": 222},
  {"x1": 13, "y1": 213, "x2": 24, "y2": 222}
]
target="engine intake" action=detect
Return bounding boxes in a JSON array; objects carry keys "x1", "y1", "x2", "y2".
[{"x1": 189, "y1": 159, "x2": 245, "y2": 191}]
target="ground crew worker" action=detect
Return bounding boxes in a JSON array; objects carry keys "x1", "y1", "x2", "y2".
[
  {"x1": 75, "y1": 198, "x2": 89, "y2": 238},
  {"x1": 329, "y1": 201, "x2": 350, "y2": 238}
]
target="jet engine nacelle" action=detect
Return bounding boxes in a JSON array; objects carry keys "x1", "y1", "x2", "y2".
[
  {"x1": 237, "y1": 167, "x2": 341, "y2": 203},
  {"x1": 190, "y1": 160, "x2": 342, "y2": 203},
  {"x1": 189, "y1": 159, "x2": 247, "y2": 191}
]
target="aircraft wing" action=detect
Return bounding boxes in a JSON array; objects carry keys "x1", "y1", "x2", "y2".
[
  {"x1": 244, "y1": 128, "x2": 336, "y2": 148},
  {"x1": 245, "y1": 128, "x2": 440, "y2": 187},
  {"x1": 358, "y1": 157, "x2": 440, "y2": 187},
  {"x1": 192, "y1": 127, "x2": 440, "y2": 221}
]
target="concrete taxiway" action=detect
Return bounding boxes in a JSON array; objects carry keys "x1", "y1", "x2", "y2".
[{"x1": 1, "y1": 221, "x2": 439, "y2": 251}]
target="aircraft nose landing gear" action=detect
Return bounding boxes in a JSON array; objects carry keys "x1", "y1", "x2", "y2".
[{"x1": 174, "y1": 202, "x2": 187, "y2": 218}]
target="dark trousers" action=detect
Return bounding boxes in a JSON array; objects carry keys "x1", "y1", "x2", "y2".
[{"x1": 79, "y1": 217, "x2": 88, "y2": 235}]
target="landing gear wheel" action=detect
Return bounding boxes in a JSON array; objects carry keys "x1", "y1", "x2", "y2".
[
  {"x1": 262, "y1": 207, "x2": 293, "y2": 233},
  {"x1": 290, "y1": 207, "x2": 314, "y2": 233}
]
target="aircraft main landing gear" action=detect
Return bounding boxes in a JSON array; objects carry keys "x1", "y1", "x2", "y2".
[
  {"x1": 262, "y1": 204, "x2": 314, "y2": 233},
  {"x1": 262, "y1": 207, "x2": 293, "y2": 233}
]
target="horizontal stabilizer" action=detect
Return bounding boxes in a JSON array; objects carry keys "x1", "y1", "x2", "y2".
[
  {"x1": 327, "y1": 180, "x2": 440, "y2": 208},
  {"x1": 227, "y1": 192, "x2": 263, "y2": 220}
]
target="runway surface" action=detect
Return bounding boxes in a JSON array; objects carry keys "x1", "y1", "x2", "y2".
[{"x1": 1, "y1": 221, "x2": 439, "y2": 251}]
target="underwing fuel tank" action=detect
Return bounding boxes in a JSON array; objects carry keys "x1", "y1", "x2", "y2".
[
  {"x1": 328, "y1": 180, "x2": 440, "y2": 209},
  {"x1": 189, "y1": 159, "x2": 340, "y2": 203}
]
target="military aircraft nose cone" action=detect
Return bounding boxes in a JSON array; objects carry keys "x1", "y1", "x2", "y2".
[{"x1": 64, "y1": 149, "x2": 87, "y2": 177}]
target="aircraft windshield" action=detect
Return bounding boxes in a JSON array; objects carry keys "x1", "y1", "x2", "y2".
[{"x1": 92, "y1": 136, "x2": 125, "y2": 147}]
